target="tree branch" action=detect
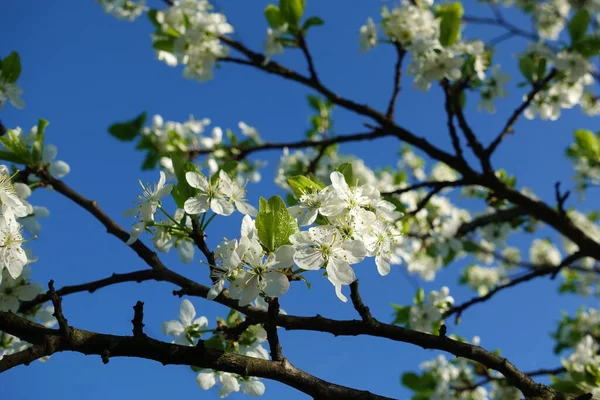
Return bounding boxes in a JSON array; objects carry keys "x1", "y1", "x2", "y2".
[
  {"x1": 0, "y1": 312, "x2": 395, "y2": 400},
  {"x1": 265, "y1": 298, "x2": 284, "y2": 362}
]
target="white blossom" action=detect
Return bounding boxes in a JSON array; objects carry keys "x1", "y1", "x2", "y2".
[{"x1": 162, "y1": 299, "x2": 209, "y2": 345}]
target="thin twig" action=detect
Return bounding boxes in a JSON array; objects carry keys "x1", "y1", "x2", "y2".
[
  {"x1": 349, "y1": 280, "x2": 377, "y2": 327},
  {"x1": 487, "y1": 70, "x2": 557, "y2": 156},
  {"x1": 386, "y1": 44, "x2": 406, "y2": 119},
  {"x1": 445, "y1": 252, "x2": 583, "y2": 321}
]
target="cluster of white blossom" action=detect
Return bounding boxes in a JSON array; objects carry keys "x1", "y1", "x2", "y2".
[
  {"x1": 359, "y1": 1, "x2": 494, "y2": 93},
  {"x1": 561, "y1": 334, "x2": 600, "y2": 397},
  {"x1": 0, "y1": 120, "x2": 65, "y2": 360},
  {"x1": 143, "y1": 115, "x2": 264, "y2": 184},
  {"x1": 409, "y1": 287, "x2": 454, "y2": 332},
  {"x1": 97, "y1": 0, "x2": 146, "y2": 21},
  {"x1": 124, "y1": 168, "x2": 256, "y2": 260},
  {"x1": 520, "y1": 42, "x2": 596, "y2": 121},
  {"x1": 415, "y1": 335, "x2": 526, "y2": 398},
  {"x1": 0, "y1": 165, "x2": 30, "y2": 285},
  {"x1": 152, "y1": 0, "x2": 233, "y2": 81},
  {"x1": 162, "y1": 299, "x2": 267, "y2": 397}
]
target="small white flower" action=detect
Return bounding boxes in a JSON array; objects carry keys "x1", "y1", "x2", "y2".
[
  {"x1": 161, "y1": 299, "x2": 209, "y2": 345},
  {"x1": 0, "y1": 216, "x2": 27, "y2": 283},
  {"x1": 219, "y1": 372, "x2": 241, "y2": 398},
  {"x1": 529, "y1": 239, "x2": 561, "y2": 266},
  {"x1": 184, "y1": 171, "x2": 234, "y2": 216},
  {"x1": 359, "y1": 18, "x2": 378, "y2": 52},
  {"x1": 264, "y1": 24, "x2": 288, "y2": 63},
  {"x1": 290, "y1": 226, "x2": 366, "y2": 302},
  {"x1": 219, "y1": 170, "x2": 257, "y2": 217}
]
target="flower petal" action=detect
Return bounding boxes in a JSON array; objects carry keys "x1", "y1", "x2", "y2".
[{"x1": 262, "y1": 271, "x2": 289, "y2": 298}]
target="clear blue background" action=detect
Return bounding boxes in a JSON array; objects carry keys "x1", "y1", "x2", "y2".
[{"x1": 1, "y1": 1, "x2": 597, "y2": 399}]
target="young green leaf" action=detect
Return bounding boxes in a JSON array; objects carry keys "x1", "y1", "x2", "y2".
[
  {"x1": 437, "y1": 3, "x2": 463, "y2": 47},
  {"x1": 171, "y1": 155, "x2": 201, "y2": 208},
  {"x1": 1, "y1": 51, "x2": 22, "y2": 83},
  {"x1": 287, "y1": 175, "x2": 324, "y2": 198},
  {"x1": 31, "y1": 118, "x2": 49, "y2": 163},
  {"x1": 568, "y1": 9, "x2": 590, "y2": 43},
  {"x1": 255, "y1": 195, "x2": 299, "y2": 251},
  {"x1": 264, "y1": 4, "x2": 285, "y2": 28},
  {"x1": 336, "y1": 163, "x2": 354, "y2": 186},
  {"x1": 108, "y1": 112, "x2": 147, "y2": 141}
]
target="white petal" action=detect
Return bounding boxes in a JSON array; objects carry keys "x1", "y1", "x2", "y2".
[
  {"x1": 185, "y1": 171, "x2": 208, "y2": 190},
  {"x1": 184, "y1": 196, "x2": 209, "y2": 215},
  {"x1": 0, "y1": 296, "x2": 19, "y2": 312},
  {"x1": 161, "y1": 320, "x2": 185, "y2": 336},
  {"x1": 269, "y1": 245, "x2": 295, "y2": 269},
  {"x1": 330, "y1": 171, "x2": 350, "y2": 193},
  {"x1": 193, "y1": 316, "x2": 209, "y2": 330},
  {"x1": 197, "y1": 372, "x2": 217, "y2": 390},
  {"x1": 13, "y1": 283, "x2": 43, "y2": 301},
  {"x1": 42, "y1": 145, "x2": 58, "y2": 163},
  {"x1": 327, "y1": 257, "x2": 356, "y2": 285},
  {"x1": 340, "y1": 240, "x2": 367, "y2": 264},
  {"x1": 50, "y1": 161, "x2": 70, "y2": 178},
  {"x1": 207, "y1": 279, "x2": 225, "y2": 300},
  {"x1": 242, "y1": 380, "x2": 265, "y2": 397},
  {"x1": 176, "y1": 241, "x2": 194, "y2": 264},
  {"x1": 239, "y1": 277, "x2": 261, "y2": 306},
  {"x1": 178, "y1": 299, "x2": 196, "y2": 327},
  {"x1": 293, "y1": 247, "x2": 324, "y2": 271},
  {"x1": 263, "y1": 271, "x2": 289, "y2": 298},
  {"x1": 376, "y1": 254, "x2": 391, "y2": 276},
  {"x1": 211, "y1": 197, "x2": 234, "y2": 216}
]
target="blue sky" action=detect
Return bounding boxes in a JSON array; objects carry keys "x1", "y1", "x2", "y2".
[{"x1": 1, "y1": 1, "x2": 597, "y2": 399}]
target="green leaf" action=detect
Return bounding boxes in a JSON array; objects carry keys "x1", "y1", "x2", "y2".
[
  {"x1": 264, "y1": 4, "x2": 285, "y2": 28},
  {"x1": 226, "y1": 309, "x2": 240, "y2": 327},
  {"x1": 437, "y1": 3, "x2": 463, "y2": 47},
  {"x1": 1, "y1": 52, "x2": 21, "y2": 83},
  {"x1": 141, "y1": 151, "x2": 160, "y2": 170},
  {"x1": 302, "y1": 16, "x2": 324, "y2": 31},
  {"x1": 574, "y1": 129, "x2": 600, "y2": 158},
  {"x1": 0, "y1": 150, "x2": 26, "y2": 164},
  {"x1": 152, "y1": 38, "x2": 175, "y2": 53},
  {"x1": 391, "y1": 304, "x2": 411, "y2": 325},
  {"x1": 519, "y1": 56, "x2": 535, "y2": 83},
  {"x1": 108, "y1": 112, "x2": 146, "y2": 141},
  {"x1": 280, "y1": 0, "x2": 305, "y2": 28},
  {"x1": 287, "y1": 175, "x2": 324, "y2": 198},
  {"x1": 413, "y1": 288, "x2": 424, "y2": 305},
  {"x1": 401, "y1": 372, "x2": 422, "y2": 391},
  {"x1": 336, "y1": 163, "x2": 354, "y2": 186},
  {"x1": 0, "y1": 130, "x2": 32, "y2": 165},
  {"x1": 204, "y1": 336, "x2": 225, "y2": 351},
  {"x1": 31, "y1": 118, "x2": 49, "y2": 163},
  {"x1": 568, "y1": 9, "x2": 590, "y2": 43},
  {"x1": 171, "y1": 155, "x2": 201, "y2": 208},
  {"x1": 551, "y1": 380, "x2": 583, "y2": 394},
  {"x1": 573, "y1": 36, "x2": 600, "y2": 57},
  {"x1": 147, "y1": 9, "x2": 161, "y2": 28},
  {"x1": 307, "y1": 94, "x2": 323, "y2": 111},
  {"x1": 255, "y1": 196, "x2": 299, "y2": 251}
]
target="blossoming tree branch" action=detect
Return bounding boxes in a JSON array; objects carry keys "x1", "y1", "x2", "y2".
[{"x1": 1, "y1": 0, "x2": 600, "y2": 398}]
